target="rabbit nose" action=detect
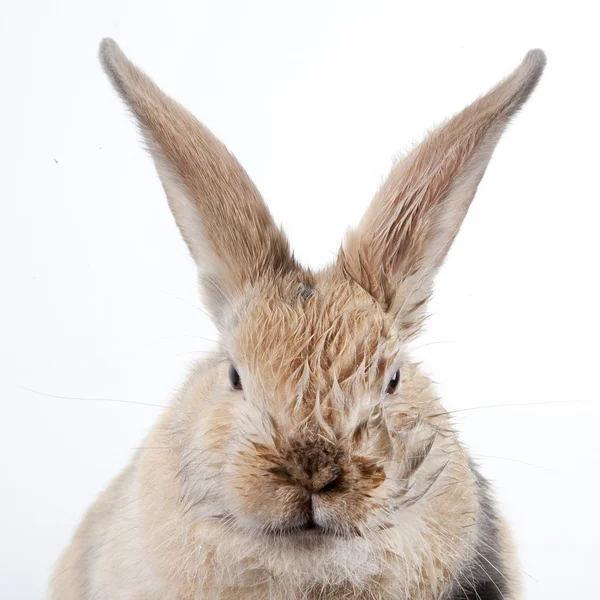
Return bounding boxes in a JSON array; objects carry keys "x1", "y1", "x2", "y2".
[
  {"x1": 297, "y1": 444, "x2": 343, "y2": 493},
  {"x1": 272, "y1": 443, "x2": 344, "y2": 494},
  {"x1": 268, "y1": 463, "x2": 343, "y2": 493},
  {"x1": 307, "y1": 464, "x2": 342, "y2": 493}
]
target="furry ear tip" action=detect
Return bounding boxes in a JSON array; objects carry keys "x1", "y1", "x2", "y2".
[
  {"x1": 524, "y1": 48, "x2": 547, "y2": 74},
  {"x1": 98, "y1": 38, "x2": 138, "y2": 101},
  {"x1": 98, "y1": 38, "x2": 129, "y2": 85},
  {"x1": 502, "y1": 48, "x2": 546, "y2": 109},
  {"x1": 98, "y1": 38, "x2": 120, "y2": 66},
  {"x1": 519, "y1": 48, "x2": 547, "y2": 87},
  {"x1": 525, "y1": 48, "x2": 547, "y2": 67}
]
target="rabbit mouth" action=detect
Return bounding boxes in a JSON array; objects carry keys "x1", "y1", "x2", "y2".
[
  {"x1": 298, "y1": 518, "x2": 323, "y2": 532},
  {"x1": 283, "y1": 518, "x2": 329, "y2": 536},
  {"x1": 204, "y1": 510, "x2": 354, "y2": 539},
  {"x1": 264, "y1": 517, "x2": 358, "y2": 539}
]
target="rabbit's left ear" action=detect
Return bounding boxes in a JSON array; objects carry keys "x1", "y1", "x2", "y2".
[
  {"x1": 99, "y1": 39, "x2": 297, "y2": 328},
  {"x1": 339, "y1": 51, "x2": 545, "y2": 337}
]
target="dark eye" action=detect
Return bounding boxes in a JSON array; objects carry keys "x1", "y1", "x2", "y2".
[
  {"x1": 229, "y1": 365, "x2": 242, "y2": 390},
  {"x1": 386, "y1": 369, "x2": 401, "y2": 394}
]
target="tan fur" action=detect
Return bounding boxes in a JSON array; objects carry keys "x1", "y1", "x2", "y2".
[{"x1": 50, "y1": 40, "x2": 545, "y2": 599}]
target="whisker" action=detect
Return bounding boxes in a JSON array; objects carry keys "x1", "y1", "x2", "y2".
[
  {"x1": 21, "y1": 387, "x2": 168, "y2": 409},
  {"x1": 147, "y1": 334, "x2": 222, "y2": 346},
  {"x1": 471, "y1": 453, "x2": 552, "y2": 472},
  {"x1": 429, "y1": 399, "x2": 579, "y2": 419},
  {"x1": 147, "y1": 288, "x2": 211, "y2": 319},
  {"x1": 176, "y1": 350, "x2": 223, "y2": 356},
  {"x1": 410, "y1": 339, "x2": 459, "y2": 351}
]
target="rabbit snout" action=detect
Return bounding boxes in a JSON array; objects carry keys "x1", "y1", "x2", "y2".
[{"x1": 269, "y1": 439, "x2": 344, "y2": 494}]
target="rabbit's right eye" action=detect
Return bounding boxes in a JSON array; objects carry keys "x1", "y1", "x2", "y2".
[
  {"x1": 386, "y1": 369, "x2": 401, "y2": 394},
  {"x1": 229, "y1": 365, "x2": 242, "y2": 390}
]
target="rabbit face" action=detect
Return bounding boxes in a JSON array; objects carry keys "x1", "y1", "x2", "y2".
[{"x1": 174, "y1": 273, "x2": 456, "y2": 541}]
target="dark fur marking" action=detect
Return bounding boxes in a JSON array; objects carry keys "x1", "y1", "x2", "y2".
[
  {"x1": 298, "y1": 282, "x2": 315, "y2": 299},
  {"x1": 445, "y1": 463, "x2": 509, "y2": 600},
  {"x1": 451, "y1": 580, "x2": 506, "y2": 600}
]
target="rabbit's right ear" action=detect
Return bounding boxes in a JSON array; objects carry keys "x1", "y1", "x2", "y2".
[
  {"x1": 339, "y1": 50, "x2": 545, "y2": 338},
  {"x1": 99, "y1": 39, "x2": 297, "y2": 328}
]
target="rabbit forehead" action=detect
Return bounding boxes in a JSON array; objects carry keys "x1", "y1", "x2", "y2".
[{"x1": 230, "y1": 274, "x2": 401, "y2": 402}]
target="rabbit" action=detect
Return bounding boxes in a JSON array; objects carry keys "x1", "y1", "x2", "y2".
[{"x1": 50, "y1": 38, "x2": 545, "y2": 600}]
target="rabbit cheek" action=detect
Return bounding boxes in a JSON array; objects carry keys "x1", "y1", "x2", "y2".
[{"x1": 222, "y1": 451, "x2": 307, "y2": 532}]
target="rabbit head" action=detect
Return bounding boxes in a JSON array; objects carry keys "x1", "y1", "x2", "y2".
[{"x1": 99, "y1": 39, "x2": 544, "y2": 555}]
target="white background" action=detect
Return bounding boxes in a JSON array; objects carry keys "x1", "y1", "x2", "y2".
[{"x1": 1, "y1": 1, "x2": 599, "y2": 598}]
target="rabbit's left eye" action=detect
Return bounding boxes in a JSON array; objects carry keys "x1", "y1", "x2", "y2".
[
  {"x1": 229, "y1": 365, "x2": 242, "y2": 390},
  {"x1": 386, "y1": 369, "x2": 401, "y2": 394}
]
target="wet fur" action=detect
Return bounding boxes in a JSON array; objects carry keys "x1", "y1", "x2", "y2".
[{"x1": 50, "y1": 41, "x2": 544, "y2": 599}]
